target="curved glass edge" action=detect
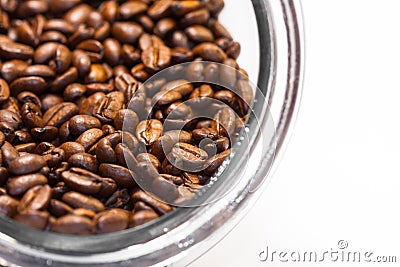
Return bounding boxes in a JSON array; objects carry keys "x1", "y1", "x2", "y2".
[{"x1": 0, "y1": 0, "x2": 304, "y2": 266}]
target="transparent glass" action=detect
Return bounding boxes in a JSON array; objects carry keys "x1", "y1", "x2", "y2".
[{"x1": 0, "y1": 0, "x2": 304, "y2": 266}]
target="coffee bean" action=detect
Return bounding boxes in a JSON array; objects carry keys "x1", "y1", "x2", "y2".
[
  {"x1": 154, "y1": 18, "x2": 176, "y2": 39},
  {"x1": 1, "y1": 60, "x2": 28, "y2": 83},
  {"x1": 137, "y1": 153, "x2": 161, "y2": 171},
  {"x1": 7, "y1": 173, "x2": 48, "y2": 196},
  {"x1": 62, "y1": 191, "x2": 104, "y2": 212},
  {"x1": 51, "y1": 214, "x2": 94, "y2": 235},
  {"x1": 93, "y1": 91, "x2": 125, "y2": 123},
  {"x1": 147, "y1": 0, "x2": 172, "y2": 20},
  {"x1": 61, "y1": 167, "x2": 103, "y2": 194},
  {"x1": 131, "y1": 190, "x2": 172, "y2": 215},
  {"x1": 0, "y1": 109, "x2": 22, "y2": 130},
  {"x1": 168, "y1": 142, "x2": 208, "y2": 171},
  {"x1": 41, "y1": 94, "x2": 64, "y2": 112},
  {"x1": 120, "y1": 1, "x2": 148, "y2": 20},
  {"x1": 204, "y1": 148, "x2": 231, "y2": 175},
  {"x1": 192, "y1": 42, "x2": 227, "y2": 62},
  {"x1": 76, "y1": 128, "x2": 104, "y2": 151},
  {"x1": 185, "y1": 25, "x2": 214, "y2": 42},
  {"x1": 136, "y1": 119, "x2": 162, "y2": 146},
  {"x1": 111, "y1": 22, "x2": 143, "y2": 44},
  {"x1": 99, "y1": 163, "x2": 136, "y2": 188},
  {"x1": 94, "y1": 209, "x2": 130, "y2": 234},
  {"x1": 0, "y1": 42, "x2": 33, "y2": 60},
  {"x1": 43, "y1": 102, "x2": 78, "y2": 127},
  {"x1": 10, "y1": 76, "x2": 47, "y2": 95},
  {"x1": 59, "y1": 142, "x2": 85, "y2": 160},
  {"x1": 49, "y1": 199, "x2": 73, "y2": 217},
  {"x1": 0, "y1": 195, "x2": 19, "y2": 217},
  {"x1": 14, "y1": 210, "x2": 49, "y2": 230},
  {"x1": 9, "y1": 154, "x2": 46, "y2": 175},
  {"x1": 18, "y1": 184, "x2": 51, "y2": 212},
  {"x1": 69, "y1": 115, "x2": 101, "y2": 136},
  {"x1": 129, "y1": 210, "x2": 158, "y2": 228},
  {"x1": 211, "y1": 106, "x2": 236, "y2": 137},
  {"x1": 0, "y1": 79, "x2": 10, "y2": 103}
]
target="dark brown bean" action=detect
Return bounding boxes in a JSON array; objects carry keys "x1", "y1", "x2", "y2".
[
  {"x1": 68, "y1": 153, "x2": 98, "y2": 172},
  {"x1": 18, "y1": 184, "x2": 51, "y2": 212},
  {"x1": 129, "y1": 210, "x2": 159, "y2": 227},
  {"x1": 192, "y1": 42, "x2": 227, "y2": 62},
  {"x1": 69, "y1": 115, "x2": 101, "y2": 136},
  {"x1": 93, "y1": 91, "x2": 125, "y2": 123},
  {"x1": 43, "y1": 102, "x2": 78, "y2": 127},
  {"x1": 204, "y1": 148, "x2": 231, "y2": 175},
  {"x1": 51, "y1": 214, "x2": 94, "y2": 235},
  {"x1": 0, "y1": 195, "x2": 19, "y2": 217},
  {"x1": 112, "y1": 22, "x2": 143, "y2": 44},
  {"x1": 94, "y1": 209, "x2": 130, "y2": 234},
  {"x1": 49, "y1": 199, "x2": 73, "y2": 217},
  {"x1": 120, "y1": 1, "x2": 147, "y2": 19},
  {"x1": 62, "y1": 191, "x2": 104, "y2": 212},
  {"x1": 168, "y1": 142, "x2": 208, "y2": 171},
  {"x1": 131, "y1": 190, "x2": 172, "y2": 215},
  {"x1": 0, "y1": 42, "x2": 33, "y2": 60},
  {"x1": 76, "y1": 128, "x2": 104, "y2": 151},
  {"x1": 61, "y1": 167, "x2": 103, "y2": 195},
  {"x1": 99, "y1": 163, "x2": 136, "y2": 188},
  {"x1": 10, "y1": 76, "x2": 47, "y2": 95},
  {"x1": 14, "y1": 210, "x2": 49, "y2": 230},
  {"x1": 0, "y1": 79, "x2": 10, "y2": 103},
  {"x1": 59, "y1": 142, "x2": 85, "y2": 160},
  {"x1": 8, "y1": 154, "x2": 46, "y2": 175},
  {"x1": 1, "y1": 60, "x2": 28, "y2": 83},
  {"x1": 136, "y1": 119, "x2": 163, "y2": 146},
  {"x1": 7, "y1": 173, "x2": 48, "y2": 196}
]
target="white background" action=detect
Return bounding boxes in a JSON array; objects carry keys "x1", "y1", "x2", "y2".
[{"x1": 192, "y1": 0, "x2": 400, "y2": 266}]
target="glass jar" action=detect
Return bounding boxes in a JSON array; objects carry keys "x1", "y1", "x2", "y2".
[{"x1": 0, "y1": 0, "x2": 303, "y2": 266}]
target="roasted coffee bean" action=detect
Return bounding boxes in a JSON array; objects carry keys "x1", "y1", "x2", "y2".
[
  {"x1": 31, "y1": 126, "x2": 59, "y2": 142},
  {"x1": 94, "y1": 209, "x2": 130, "y2": 234},
  {"x1": 147, "y1": 0, "x2": 172, "y2": 20},
  {"x1": 8, "y1": 154, "x2": 46, "y2": 175},
  {"x1": 154, "y1": 18, "x2": 176, "y2": 39},
  {"x1": 204, "y1": 148, "x2": 231, "y2": 175},
  {"x1": 51, "y1": 214, "x2": 94, "y2": 235},
  {"x1": 0, "y1": 122, "x2": 15, "y2": 142},
  {"x1": 43, "y1": 102, "x2": 78, "y2": 127},
  {"x1": 0, "y1": 42, "x2": 33, "y2": 60},
  {"x1": 211, "y1": 106, "x2": 236, "y2": 137},
  {"x1": 49, "y1": 199, "x2": 73, "y2": 217},
  {"x1": 168, "y1": 142, "x2": 208, "y2": 171},
  {"x1": 192, "y1": 42, "x2": 227, "y2": 62},
  {"x1": 14, "y1": 210, "x2": 49, "y2": 230},
  {"x1": 59, "y1": 142, "x2": 85, "y2": 161},
  {"x1": 41, "y1": 94, "x2": 64, "y2": 112},
  {"x1": 15, "y1": 142, "x2": 37, "y2": 153},
  {"x1": 69, "y1": 115, "x2": 101, "y2": 136},
  {"x1": 182, "y1": 8, "x2": 210, "y2": 26},
  {"x1": 137, "y1": 153, "x2": 161, "y2": 171},
  {"x1": 51, "y1": 67, "x2": 79, "y2": 93},
  {"x1": 0, "y1": 79, "x2": 10, "y2": 103},
  {"x1": 0, "y1": 195, "x2": 18, "y2": 217},
  {"x1": 163, "y1": 130, "x2": 192, "y2": 144},
  {"x1": 79, "y1": 92, "x2": 105, "y2": 115},
  {"x1": 1, "y1": 141, "x2": 18, "y2": 167},
  {"x1": 18, "y1": 184, "x2": 51, "y2": 212},
  {"x1": 104, "y1": 188, "x2": 130, "y2": 209},
  {"x1": 131, "y1": 190, "x2": 172, "y2": 215},
  {"x1": 129, "y1": 210, "x2": 158, "y2": 228},
  {"x1": 10, "y1": 76, "x2": 47, "y2": 95},
  {"x1": 136, "y1": 119, "x2": 162, "y2": 146},
  {"x1": 62, "y1": 191, "x2": 104, "y2": 212},
  {"x1": 161, "y1": 80, "x2": 194, "y2": 96},
  {"x1": 7, "y1": 173, "x2": 48, "y2": 196},
  {"x1": 61, "y1": 167, "x2": 103, "y2": 194},
  {"x1": 76, "y1": 128, "x2": 104, "y2": 151},
  {"x1": 93, "y1": 91, "x2": 125, "y2": 123},
  {"x1": 99, "y1": 163, "x2": 136, "y2": 188},
  {"x1": 0, "y1": 109, "x2": 22, "y2": 129},
  {"x1": 111, "y1": 22, "x2": 143, "y2": 44},
  {"x1": 17, "y1": 92, "x2": 41, "y2": 109},
  {"x1": 63, "y1": 83, "x2": 87, "y2": 101},
  {"x1": 141, "y1": 36, "x2": 171, "y2": 73},
  {"x1": 192, "y1": 128, "x2": 218, "y2": 143},
  {"x1": 1, "y1": 60, "x2": 28, "y2": 83},
  {"x1": 185, "y1": 25, "x2": 214, "y2": 42},
  {"x1": 152, "y1": 90, "x2": 182, "y2": 107},
  {"x1": 21, "y1": 102, "x2": 44, "y2": 128},
  {"x1": 72, "y1": 49, "x2": 91, "y2": 77},
  {"x1": 68, "y1": 152, "x2": 97, "y2": 170},
  {"x1": 41, "y1": 147, "x2": 65, "y2": 168}
]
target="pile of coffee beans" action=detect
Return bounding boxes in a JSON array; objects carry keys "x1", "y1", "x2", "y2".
[{"x1": 0, "y1": 0, "x2": 253, "y2": 235}]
